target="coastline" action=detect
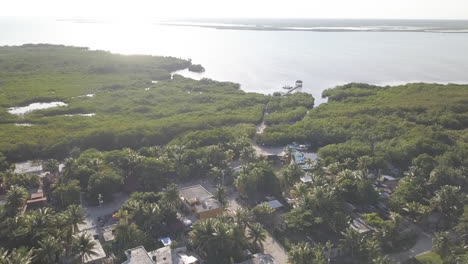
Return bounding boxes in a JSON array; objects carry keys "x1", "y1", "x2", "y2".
[{"x1": 158, "y1": 22, "x2": 468, "y2": 33}]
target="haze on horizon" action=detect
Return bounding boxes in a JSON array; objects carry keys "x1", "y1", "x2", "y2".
[{"x1": 3, "y1": 0, "x2": 468, "y2": 20}]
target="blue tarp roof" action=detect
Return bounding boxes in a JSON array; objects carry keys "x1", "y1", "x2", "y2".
[{"x1": 160, "y1": 237, "x2": 172, "y2": 246}]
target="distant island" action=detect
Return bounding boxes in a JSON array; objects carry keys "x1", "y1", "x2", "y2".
[
  {"x1": 158, "y1": 18, "x2": 468, "y2": 33},
  {"x1": 188, "y1": 64, "x2": 205, "y2": 72}
]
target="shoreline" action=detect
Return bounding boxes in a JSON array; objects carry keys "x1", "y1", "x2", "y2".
[{"x1": 158, "y1": 22, "x2": 468, "y2": 33}]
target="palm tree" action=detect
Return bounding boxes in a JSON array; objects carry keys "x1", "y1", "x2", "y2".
[
  {"x1": 240, "y1": 146, "x2": 256, "y2": 163},
  {"x1": 114, "y1": 221, "x2": 146, "y2": 250},
  {"x1": 27, "y1": 208, "x2": 55, "y2": 242},
  {"x1": 5, "y1": 185, "x2": 29, "y2": 216},
  {"x1": 432, "y1": 232, "x2": 451, "y2": 259},
  {"x1": 162, "y1": 183, "x2": 181, "y2": 208},
  {"x1": 248, "y1": 223, "x2": 267, "y2": 247},
  {"x1": 65, "y1": 205, "x2": 86, "y2": 234},
  {"x1": 281, "y1": 164, "x2": 304, "y2": 189},
  {"x1": 209, "y1": 167, "x2": 224, "y2": 184},
  {"x1": 428, "y1": 167, "x2": 446, "y2": 191},
  {"x1": 189, "y1": 217, "x2": 247, "y2": 263},
  {"x1": 73, "y1": 233, "x2": 98, "y2": 264},
  {"x1": 214, "y1": 184, "x2": 227, "y2": 206},
  {"x1": 121, "y1": 148, "x2": 143, "y2": 179},
  {"x1": 63, "y1": 158, "x2": 76, "y2": 181},
  {"x1": 42, "y1": 159, "x2": 59, "y2": 176},
  {"x1": 140, "y1": 203, "x2": 162, "y2": 235},
  {"x1": 288, "y1": 242, "x2": 314, "y2": 264},
  {"x1": 37, "y1": 235, "x2": 62, "y2": 264},
  {"x1": 290, "y1": 183, "x2": 309, "y2": 204},
  {"x1": 0, "y1": 248, "x2": 8, "y2": 264},
  {"x1": 253, "y1": 203, "x2": 274, "y2": 224},
  {"x1": 340, "y1": 228, "x2": 361, "y2": 257},
  {"x1": 62, "y1": 205, "x2": 86, "y2": 256},
  {"x1": 234, "y1": 208, "x2": 254, "y2": 232},
  {"x1": 305, "y1": 158, "x2": 315, "y2": 168},
  {"x1": 5, "y1": 248, "x2": 35, "y2": 264},
  {"x1": 430, "y1": 185, "x2": 464, "y2": 223}
]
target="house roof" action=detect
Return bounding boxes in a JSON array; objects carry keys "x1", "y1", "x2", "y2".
[
  {"x1": 173, "y1": 248, "x2": 200, "y2": 264},
  {"x1": 193, "y1": 197, "x2": 222, "y2": 213},
  {"x1": 151, "y1": 246, "x2": 173, "y2": 264},
  {"x1": 265, "y1": 200, "x2": 283, "y2": 210},
  {"x1": 122, "y1": 246, "x2": 155, "y2": 264},
  {"x1": 300, "y1": 173, "x2": 312, "y2": 183},
  {"x1": 236, "y1": 253, "x2": 275, "y2": 264},
  {"x1": 179, "y1": 185, "x2": 213, "y2": 203},
  {"x1": 160, "y1": 237, "x2": 172, "y2": 247},
  {"x1": 79, "y1": 229, "x2": 107, "y2": 264},
  {"x1": 123, "y1": 246, "x2": 200, "y2": 264},
  {"x1": 382, "y1": 175, "x2": 397, "y2": 181},
  {"x1": 30, "y1": 192, "x2": 44, "y2": 199},
  {"x1": 14, "y1": 161, "x2": 42, "y2": 174},
  {"x1": 350, "y1": 217, "x2": 373, "y2": 234},
  {"x1": 26, "y1": 197, "x2": 47, "y2": 204},
  {"x1": 103, "y1": 224, "x2": 117, "y2": 242}
]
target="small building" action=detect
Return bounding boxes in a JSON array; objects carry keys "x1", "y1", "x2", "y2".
[
  {"x1": 26, "y1": 191, "x2": 47, "y2": 210},
  {"x1": 122, "y1": 246, "x2": 156, "y2": 264},
  {"x1": 266, "y1": 155, "x2": 281, "y2": 164},
  {"x1": 122, "y1": 246, "x2": 200, "y2": 264},
  {"x1": 380, "y1": 175, "x2": 399, "y2": 193},
  {"x1": 350, "y1": 217, "x2": 374, "y2": 234},
  {"x1": 153, "y1": 246, "x2": 173, "y2": 264},
  {"x1": 377, "y1": 175, "x2": 399, "y2": 196},
  {"x1": 295, "y1": 80, "x2": 303, "y2": 88},
  {"x1": 179, "y1": 185, "x2": 223, "y2": 219},
  {"x1": 235, "y1": 253, "x2": 275, "y2": 264},
  {"x1": 291, "y1": 151, "x2": 306, "y2": 165},
  {"x1": 79, "y1": 228, "x2": 107, "y2": 264},
  {"x1": 300, "y1": 173, "x2": 313, "y2": 184},
  {"x1": 173, "y1": 247, "x2": 200, "y2": 264},
  {"x1": 265, "y1": 200, "x2": 283, "y2": 210},
  {"x1": 102, "y1": 224, "x2": 117, "y2": 243},
  {"x1": 160, "y1": 237, "x2": 172, "y2": 247},
  {"x1": 14, "y1": 161, "x2": 43, "y2": 175}
]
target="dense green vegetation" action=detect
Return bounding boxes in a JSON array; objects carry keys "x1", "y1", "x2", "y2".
[
  {"x1": 0, "y1": 45, "x2": 271, "y2": 161},
  {"x1": 259, "y1": 82, "x2": 468, "y2": 172},
  {"x1": 257, "y1": 83, "x2": 468, "y2": 263},
  {"x1": 264, "y1": 93, "x2": 314, "y2": 125},
  {"x1": 415, "y1": 252, "x2": 443, "y2": 264},
  {"x1": 2, "y1": 45, "x2": 468, "y2": 263},
  {"x1": 188, "y1": 64, "x2": 205, "y2": 72}
]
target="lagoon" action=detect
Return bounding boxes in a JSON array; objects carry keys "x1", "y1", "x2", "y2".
[{"x1": 8, "y1": 102, "x2": 68, "y2": 115}]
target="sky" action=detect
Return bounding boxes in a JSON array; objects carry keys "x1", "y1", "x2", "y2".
[{"x1": 3, "y1": 0, "x2": 468, "y2": 20}]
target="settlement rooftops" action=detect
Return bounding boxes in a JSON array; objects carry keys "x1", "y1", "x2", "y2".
[
  {"x1": 265, "y1": 200, "x2": 283, "y2": 210},
  {"x1": 14, "y1": 161, "x2": 43, "y2": 175},
  {"x1": 300, "y1": 173, "x2": 313, "y2": 183},
  {"x1": 236, "y1": 253, "x2": 275, "y2": 264},
  {"x1": 79, "y1": 228, "x2": 107, "y2": 263},
  {"x1": 122, "y1": 246, "x2": 200, "y2": 264},
  {"x1": 122, "y1": 246, "x2": 155, "y2": 264},
  {"x1": 179, "y1": 185, "x2": 213, "y2": 204},
  {"x1": 179, "y1": 185, "x2": 223, "y2": 219}
]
